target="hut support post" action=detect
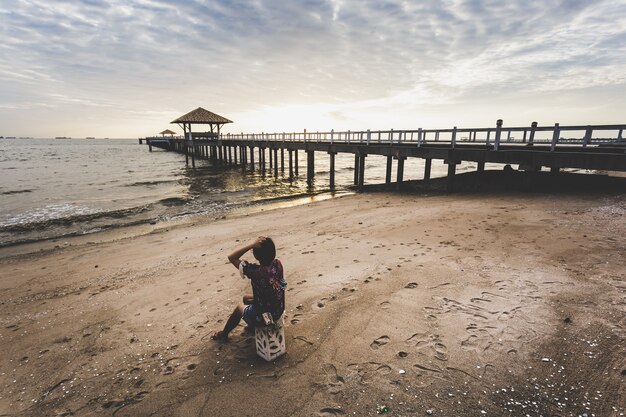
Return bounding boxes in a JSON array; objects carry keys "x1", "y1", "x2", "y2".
[
  {"x1": 184, "y1": 126, "x2": 189, "y2": 166},
  {"x1": 190, "y1": 130, "x2": 196, "y2": 168}
]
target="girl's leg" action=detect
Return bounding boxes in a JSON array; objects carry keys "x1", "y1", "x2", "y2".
[
  {"x1": 243, "y1": 294, "x2": 254, "y2": 305},
  {"x1": 214, "y1": 303, "x2": 245, "y2": 339}
]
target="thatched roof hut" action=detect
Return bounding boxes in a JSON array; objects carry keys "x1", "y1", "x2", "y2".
[
  {"x1": 171, "y1": 107, "x2": 232, "y2": 125},
  {"x1": 159, "y1": 129, "x2": 177, "y2": 137}
]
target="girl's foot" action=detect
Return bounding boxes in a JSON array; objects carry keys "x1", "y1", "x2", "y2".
[{"x1": 211, "y1": 330, "x2": 228, "y2": 341}]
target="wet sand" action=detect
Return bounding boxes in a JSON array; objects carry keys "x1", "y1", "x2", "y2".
[{"x1": 1, "y1": 187, "x2": 625, "y2": 416}]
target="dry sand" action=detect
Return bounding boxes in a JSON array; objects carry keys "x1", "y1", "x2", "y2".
[{"x1": 1, "y1": 188, "x2": 625, "y2": 416}]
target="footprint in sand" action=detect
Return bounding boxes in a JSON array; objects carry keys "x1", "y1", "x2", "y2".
[
  {"x1": 290, "y1": 314, "x2": 304, "y2": 325},
  {"x1": 405, "y1": 282, "x2": 418, "y2": 289},
  {"x1": 322, "y1": 363, "x2": 345, "y2": 393},
  {"x1": 317, "y1": 407, "x2": 345, "y2": 416},
  {"x1": 370, "y1": 336, "x2": 390, "y2": 350},
  {"x1": 347, "y1": 362, "x2": 392, "y2": 384},
  {"x1": 406, "y1": 333, "x2": 449, "y2": 361}
]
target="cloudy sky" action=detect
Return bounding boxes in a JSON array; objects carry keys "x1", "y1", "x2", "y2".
[{"x1": 1, "y1": 0, "x2": 625, "y2": 137}]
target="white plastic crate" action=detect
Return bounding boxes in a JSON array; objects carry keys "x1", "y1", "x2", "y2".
[{"x1": 255, "y1": 315, "x2": 286, "y2": 361}]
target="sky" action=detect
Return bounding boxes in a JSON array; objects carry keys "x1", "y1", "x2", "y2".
[{"x1": 1, "y1": 0, "x2": 625, "y2": 138}]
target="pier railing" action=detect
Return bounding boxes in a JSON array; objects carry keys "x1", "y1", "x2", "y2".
[{"x1": 220, "y1": 121, "x2": 625, "y2": 151}]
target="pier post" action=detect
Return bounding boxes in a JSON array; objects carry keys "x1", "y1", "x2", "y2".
[
  {"x1": 228, "y1": 146, "x2": 232, "y2": 164},
  {"x1": 494, "y1": 119, "x2": 503, "y2": 151},
  {"x1": 289, "y1": 150, "x2": 294, "y2": 180},
  {"x1": 396, "y1": 157, "x2": 405, "y2": 191},
  {"x1": 218, "y1": 146, "x2": 223, "y2": 163},
  {"x1": 281, "y1": 149, "x2": 285, "y2": 173},
  {"x1": 295, "y1": 150, "x2": 299, "y2": 176},
  {"x1": 477, "y1": 161, "x2": 485, "y2": 173},
  {"x1": 190, "y1": 133, "x2": 196, "y2": 168},
  {"x1": 424, "y1": 158, "x2": 432, "y2": 180},
  {"x1": 273, "y1": 149, "x2": 279, "y2": 177},
  {"x1": 307, "y1": 151, "x2": 315, "y2": 186},
  {"x1": 269, "y1": 147, "x2": 273, "y2": 169},
  {"x1": 233, "y1": 146, "x2": 237, "y2": 164},
  {"x1": 358, "y1": 154, "x2": 366, "y2": 189},
  {"x1": 329, "y1": 152, "x2": 336, "y2": 190},
  {"x1": 148, "y1": 141, "x2": 152, "y2": 152},
  {"x1": 446, "y1": 160, "x2": 457, "y2": 192},
  {"x1": 242, "y1": 147, "x2": 247, "y2": 171},
  {"x1": 250, "y1": 146, "x2": 255, "y2": 171},
  {"x1": 354, "y1": 155, "x2": 359, "y2": 185},
  {"x1": 261, "y1": 148, "x2": 266, "y2": 175},
  {"x1": 385, "y1": 156, "x2": 393, "y2": 183}
]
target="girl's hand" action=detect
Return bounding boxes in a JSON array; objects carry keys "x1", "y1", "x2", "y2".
[{"x1": 252, "y1": 236, "x2": 266, "y2": 248}]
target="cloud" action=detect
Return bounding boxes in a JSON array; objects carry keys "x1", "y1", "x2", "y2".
[{"x1": 0, "y1": 0, "x2": 625, "y2": 136}]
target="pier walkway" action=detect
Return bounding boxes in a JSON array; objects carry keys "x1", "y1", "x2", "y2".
[{"x1": 143, "y1": 120, "x2": 626, "y2": 191}]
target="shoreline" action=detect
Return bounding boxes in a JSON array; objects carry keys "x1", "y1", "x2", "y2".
[
  {"x1": 1, "y1": 174, "x2": 625, "y2": 416},
  {"x1": 4, "y1": 169, "x2": 625, "y2": 259}
]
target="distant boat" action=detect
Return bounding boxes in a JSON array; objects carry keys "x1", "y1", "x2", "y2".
[
  {"x1": 86, "y1": 137, "x2": 95, "y2": 139},
  {"x1": 55, "y1": 136, "x2": 70, "y2": 139},
  {"x1": 6, "y1": 136, "x2": 16, "y2": 139}
]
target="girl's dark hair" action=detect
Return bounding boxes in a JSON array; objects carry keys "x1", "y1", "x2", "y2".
[{"x1": 253, "y1": 237, "x2": 276, "y2": 266}]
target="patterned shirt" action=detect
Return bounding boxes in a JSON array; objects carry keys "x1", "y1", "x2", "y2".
[{"x1": 240, "y1": 259, "x2": 287, "y2": 320}]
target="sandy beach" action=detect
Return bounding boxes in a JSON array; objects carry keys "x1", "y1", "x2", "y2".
[{"x1": 1, "y1": 185, "x2": 625, "y2": 416}]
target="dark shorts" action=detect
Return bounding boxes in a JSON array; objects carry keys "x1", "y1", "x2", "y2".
[{"x1": 242, "y1": 304, "x2": 263, "y2": 327}]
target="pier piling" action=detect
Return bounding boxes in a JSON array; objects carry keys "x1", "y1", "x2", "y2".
[
  {"x1": 385, "y1": 156, "x2": 393, "y2": 184},
  {"x1": 329, "y1": 152, "x2": 336, "y2": 190},
  {"x1": 307, "y1": 151, "x2": 315, "y2": 186},
  {"x1": 396, "y1": 157, "x2": 406, "y2": 191}
]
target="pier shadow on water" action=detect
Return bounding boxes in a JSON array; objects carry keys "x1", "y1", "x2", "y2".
[{"x1": 362, "y1": 170, "x2": 626, "y2": 195}]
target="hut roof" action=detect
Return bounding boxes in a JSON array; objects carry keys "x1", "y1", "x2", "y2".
[
  {"x1": 171, "y1": 107, "x2": 233, "y2": 125},
  {"x1": 160, "y1": 129, "x2": 177, "y2": 135}
]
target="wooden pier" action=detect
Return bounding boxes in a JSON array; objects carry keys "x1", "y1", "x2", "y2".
[{"x1": 144, "y1": 119, "x2": 626, "y2": 191}]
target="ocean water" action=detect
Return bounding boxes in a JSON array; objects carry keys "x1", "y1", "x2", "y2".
[{"x1": 0, "y1": 138, "x2": 471, "y2": 247}]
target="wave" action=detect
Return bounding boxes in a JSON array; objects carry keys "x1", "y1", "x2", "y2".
[
  {"x1": 1, "y1": 189, "x2": 34, "y2": 195},
  {"x1": 0, "y1": 205, "x2": 150, "y2": 233},
  {"x1": 158, "y1": 197, "x2": 190, "y2": 206},
  {"x1": 126, "y1": 180, "x2": 178, "y2": 187}
]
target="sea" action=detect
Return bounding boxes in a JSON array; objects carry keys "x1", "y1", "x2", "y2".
[{"x1": 0, "y1": 138, "x2": 475, "y2": 247}]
